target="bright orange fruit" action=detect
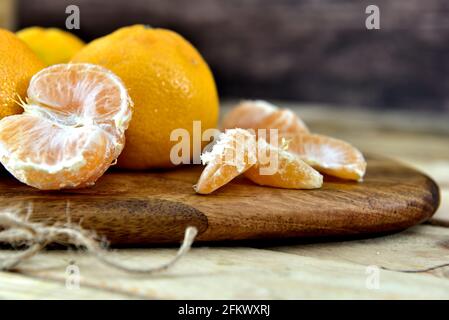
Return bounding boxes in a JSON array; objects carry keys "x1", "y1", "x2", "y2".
[
  {"x1": 0, "y1": 28, "x2": 45, "y2": 120},
  {"x1": 73, "y1": 25, "x2": 219, "y2": 169},
  {"x1": 244, "y1": 138, "x2": 323, "y2": 189},
  {"x1": 194, "y1": 129, "x2": 257, "y2": 194},
  {"x1": 222, "y1": 100, "x2": 309, "y2": 139},
  {"x1": 0, "y1": 63, "x2": 133, "y2": 190},
  {"x1": 17, "y1": 27, "x2": 85, "y2": 66},
  {"x1": 286, "y1": 134, "x2": 366, "y2": 181}
]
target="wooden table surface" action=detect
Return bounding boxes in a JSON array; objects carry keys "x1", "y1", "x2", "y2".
[{"x1": 1, "y1": 102, "x2": 448, "y2": 299}]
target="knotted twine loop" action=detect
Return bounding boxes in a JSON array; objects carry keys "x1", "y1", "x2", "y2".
[{"x1": 0, "y1": 209, "x2": 198, "y2": 273}]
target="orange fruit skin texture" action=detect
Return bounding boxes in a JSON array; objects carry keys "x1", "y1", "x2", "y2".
[
  {"x1": 0, "y1": 29, "x2": 45, "y2": 120},
  {"x1": 72, "y1": 25, "x2": 219, "y2": 169},
  {"x1": 17, "y1": 27, "x2": 85, "y2": 66},
  {"x1": 244, "y1": 139, "x2": 323, "y2": 189}
]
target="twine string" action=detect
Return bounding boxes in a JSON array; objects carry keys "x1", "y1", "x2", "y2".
[
  {"x1": 0, "y1": 210, "x2": 197, "y2": 273},
  {"x1": 3, "y1": 208, "x2": 446, "y2": 275},
  {"x1": 380, "y1": 263, "x2": 449, "y2": 273}
]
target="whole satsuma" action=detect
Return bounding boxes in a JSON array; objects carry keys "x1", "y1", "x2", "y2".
[
  {"x1": 0, "y1": 29, "x2": 44, "y2": 119},
  {"x1": 17, "y1": 27, "x2": 85, "y2": 66},
  {"x1": 72, "y1": 25, "x2": 219, "y2": 168}
]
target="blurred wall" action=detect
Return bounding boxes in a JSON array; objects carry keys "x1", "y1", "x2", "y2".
[
  {"x1": 16, "y1": 0, "x2": 449, "y2": 111},
  {"x1": 0, "y1": 0, "x2": 15, "y2": 28}
]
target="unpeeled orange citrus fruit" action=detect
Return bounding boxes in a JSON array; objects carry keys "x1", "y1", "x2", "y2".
[
  {"x1": 0, "y1": 63, "x2": 133, "y2": 190},
  {"x1": 0, "y1": 28, "x2": 45, "y2": 120},
  {"x1": 72, "y1": 25, "x2": 219, "y2": 169},
  {"x1": 17, "y1": 27, "x2": 85, "y2": 66}
]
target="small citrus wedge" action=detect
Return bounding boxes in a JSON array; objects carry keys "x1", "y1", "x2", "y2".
[
  {"x1": 194, "y1": 128, "x2": 257, "y2": 194},
  {"x1": 287, "y1": 134, "x2": 367, "y2": 181},
  {"x1": 222, "y1": 100, "x2": 309, "y2": 138},
  {"x1": 244, "y1": 138, "x2": 323, "y2": 189},
  {"x1": 0, "y1": 63, "x2": 133, "y2": 190}
]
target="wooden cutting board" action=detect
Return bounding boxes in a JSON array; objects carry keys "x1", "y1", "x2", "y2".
[{"x1": 0, "y1": 155, "x2": 439, "y2": 245}]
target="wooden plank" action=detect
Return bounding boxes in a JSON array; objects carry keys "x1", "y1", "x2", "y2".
[
  {"x1": 0, "y1": 155, "x2": 439, "y2": 244},
  {"x1": 0, "y1": 271, "x2": 133, "y2": 299},
  {"x1": 430, "y1": 189, "x2": 449, "y2": 226},
  {"x1": 284, "y1": 103, "x2": 449, "y2": 136},
  {"x1": 269, "y1": 225, "x2": 449, "y2": 273},
  {"x1": 0, "y1": 104, "x2": 446, "y2": 299},
  {"x1": 391, "y1": 161, "x2": 448, "y2": 225},
  {"x1": 405, "y1": 161, "x2": 449, "y2": 188},
  {"x1": 1, "y1": 238, "x2": 448, "y2": 299}
]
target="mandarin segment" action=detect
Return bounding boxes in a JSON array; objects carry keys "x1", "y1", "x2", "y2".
[
  {"x1": 195, "y1": 129, "x2": 323, "y2": 194},
  {"x1": 223, "y1": 99, "x2": 367, "y2": 182},
  {"x1": 221, "y1": 100, "x2": 276, "y2": 131},
  {"x1": 222, "y1": 100, "x2": 309, "y2": 138},
  {"x1": 256, "y1": 108, "x2": 310, "y2": 140},
  {"x1": 287, "y1": 134, "x2": 367, "y2": 181},
  {"x1": 194, "y1": 129, "x2": 257, "y2": 194},
  {"x1": 244, "y1": 139, "x2": 323, "y2": 189},
  {"x1": 0, "y1": 63, "x2": 132, "y2": 190}
]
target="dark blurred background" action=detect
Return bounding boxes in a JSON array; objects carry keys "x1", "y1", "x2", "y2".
[{"x1": 6, "y1": 0, "x2": 449, "y2": 111}]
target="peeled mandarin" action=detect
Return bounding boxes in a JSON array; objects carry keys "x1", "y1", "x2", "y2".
[{"x1": 0, "y1": 63, "x2": 133, "y2": 190}]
